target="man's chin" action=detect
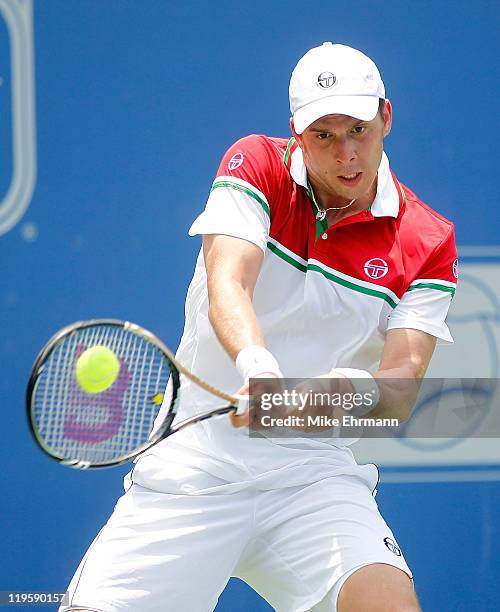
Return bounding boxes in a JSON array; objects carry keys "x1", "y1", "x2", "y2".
[{"x1": 331, "y1": 178, "x2": 374, "y2": 204}]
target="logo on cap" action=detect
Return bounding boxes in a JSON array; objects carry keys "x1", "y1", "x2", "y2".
[
  {"x1": 317, "y1": 72, "x2": 336, "y2": 89},
  {"x1": 364, "y1": 258, "x2": 389, "y2": 280}
]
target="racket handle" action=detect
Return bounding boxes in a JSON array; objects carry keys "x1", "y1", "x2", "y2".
[{"x1": 234, "y1": 395, "x2": 249, "y2": 416}]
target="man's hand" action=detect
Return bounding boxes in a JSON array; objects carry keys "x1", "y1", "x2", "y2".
[
  {"x1": 288, "y1": 372, "x2": 353, "y2": 432},
  {"x1": 230, "y1": 373, "x2": 284, "y2": 428},
  {"x1": 231, "y1": 372, "x2": 353, "y2": 433}
]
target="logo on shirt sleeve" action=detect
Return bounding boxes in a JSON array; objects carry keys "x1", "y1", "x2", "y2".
[
  {"x1": 364, "y1": 258, "x2": 389, "y2": 280},
  {"x1": 453, "y1": 258, "x2": 458, "y2": 279},
  {"x1": 228, "y1": 152, "x2": 244, "y2": 170}
]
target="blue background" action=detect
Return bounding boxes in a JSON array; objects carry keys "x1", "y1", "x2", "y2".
[{"x1": 1, "y1": 1, "x2": 499, "y2": 610}]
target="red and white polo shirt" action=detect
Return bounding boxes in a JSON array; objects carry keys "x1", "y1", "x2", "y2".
[{"x1": 152, "y1": 134, "x2": 457, "y2": 459}]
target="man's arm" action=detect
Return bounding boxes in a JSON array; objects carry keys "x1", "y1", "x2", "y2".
[
  {"x1": 203, "y1": 234, "x2": 264, "y2": 359},
  {"x1": 291, "y1": 328, "x2": 437, "y2": 429},
  {"x1": 370, "y1": 327, "x2": 437, "y2": 420},
  {"x1": 203, "y1": 234, "x2": 284, "y2": 427}
]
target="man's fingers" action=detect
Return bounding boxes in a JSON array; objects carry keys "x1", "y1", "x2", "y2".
[
  {"x1": 230, "y1": 373, "x2": 284, "y2": 429},
  {"x1": 230, "y1": 409, "x2": 250, "y2": 428}
]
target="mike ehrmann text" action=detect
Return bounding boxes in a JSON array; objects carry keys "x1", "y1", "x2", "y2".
[{"x1": 259, "y1": 415, "x2": 400, "y2": 428}]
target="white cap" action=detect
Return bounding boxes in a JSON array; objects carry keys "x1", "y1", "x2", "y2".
[{"x1": 289, "y1": 42, "x2": 385, "y2": 134}]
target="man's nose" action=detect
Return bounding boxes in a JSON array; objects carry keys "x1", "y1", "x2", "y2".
[{"x1": 334, "y1": 139, "x2": 356, "y2": 165}]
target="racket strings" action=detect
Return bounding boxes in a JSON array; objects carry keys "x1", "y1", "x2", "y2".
[{"x1": 32, "y1": 325, "x2": 172, "y2": 464}]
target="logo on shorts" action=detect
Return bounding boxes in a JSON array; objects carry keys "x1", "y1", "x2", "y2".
[
  {"x1": 228, "y1": 153, "x2": 244, "y2": 170},
  {"x1": 364, "y1": 258, "x2": 389, "y2": 280},
  {"x1": 453, "y1": 258, "x2": 459, "y2": 279},
  {"x1": 384, "y1": 537, "x2": 401, "y2": 556},
  {"x1": 317, "y1": 72, "x2": 336, "y2": 89}
]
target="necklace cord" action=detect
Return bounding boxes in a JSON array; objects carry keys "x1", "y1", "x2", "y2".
[{"x1": 308, "y1": 183, "x2": 356, "y2": 220}]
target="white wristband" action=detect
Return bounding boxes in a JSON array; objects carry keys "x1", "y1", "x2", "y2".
[
  {"x1": 235, "y1": 345, "x2": 282, "y2": 382},
  {"x1": 332, "y1": 368, "x2": 380, "y2": 415}
]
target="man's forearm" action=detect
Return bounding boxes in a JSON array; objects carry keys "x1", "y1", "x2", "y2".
[
  {"x1": 330, "y1": 366, "x2": 424, "y2": 422},
  {"x1": 370, "y1": 367, "x2": 423, "y2": 421},
  {"x1": 207, "y1": 278, "x2": 264, "y2": 361},
  {"x1": 286, "y1": 367, "x2": 423, "y2": 432}
]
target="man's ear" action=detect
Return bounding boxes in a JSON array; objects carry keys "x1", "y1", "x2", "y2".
[{"x1": 382, "y1": 99, "x2": 393, "y2": 138}]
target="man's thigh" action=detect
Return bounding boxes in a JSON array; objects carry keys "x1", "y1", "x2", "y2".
[
  {"x1": 60, "y1": 483, "x2": 254, "y2": 612},
  {"x1": 236, "y1": 475, "x2": 412, "y2": 612}
]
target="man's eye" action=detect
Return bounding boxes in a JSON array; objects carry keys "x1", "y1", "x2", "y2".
[
  {"x1": 317, "y1": 132, "x2": 331, "y2": 140},
  {"x1": 351, "y1": 126, "x2": 366, "y2": 134}
]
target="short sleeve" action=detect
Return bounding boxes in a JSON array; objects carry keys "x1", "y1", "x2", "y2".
[
  {"x1": 189, "y1": 135, "x2": 278, "y2": 253},
  {"x1": 387, "y1": 224, "x2": 458, "y2": 343}
]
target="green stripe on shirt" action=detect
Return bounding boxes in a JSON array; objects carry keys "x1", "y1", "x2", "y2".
[
  {"x1": 307, "y1": 264, "x2": 399, "y2": 308},
  {"x1": 408, "y1": 282, "x2": 456, "y2": 295},
  {"x1": 266, "y1": 240, "x2": 398, "y2": 308},
  {"x1": 211, "y1": 180, "x2": 270, "y2": 217},
  {"x1": 283, "y1": 137, "x2": 295, "y2": 166},
  {"x1": 267, "y1": 241, "x2": 307, "y2": 272}
]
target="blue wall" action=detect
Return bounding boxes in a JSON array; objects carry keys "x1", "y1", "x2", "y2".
[{"x1": 1, "y1": 1, "x2": 499, "y2": 610}]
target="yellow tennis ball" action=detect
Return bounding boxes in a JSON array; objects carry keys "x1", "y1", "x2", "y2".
[{"x1": 75, "y1": 346, "x2": 120, "y2": 394}]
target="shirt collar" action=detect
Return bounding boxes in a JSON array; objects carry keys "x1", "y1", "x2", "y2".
[{"x1": 284, "y1": 137, "x2": 401, "y2": 218}]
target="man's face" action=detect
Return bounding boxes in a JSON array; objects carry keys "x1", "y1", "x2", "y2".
[{"x1": 292, "y1": 101, "x2": 392, "y2": 203}]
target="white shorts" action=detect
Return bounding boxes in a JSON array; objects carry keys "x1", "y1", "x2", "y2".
[{"x1": 60, "y1": 460, "x2": 412, "y2": 612}]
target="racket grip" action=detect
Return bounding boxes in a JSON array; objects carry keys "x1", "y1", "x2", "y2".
[{"x1": 234, "y1": 395, "x2": 249, "y2": 416}]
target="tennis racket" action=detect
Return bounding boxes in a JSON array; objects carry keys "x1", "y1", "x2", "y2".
[{"x1": 26, "y1": 319, "x2": 248, "y2": 469}]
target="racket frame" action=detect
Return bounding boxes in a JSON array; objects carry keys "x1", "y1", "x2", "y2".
[{"x1": 26, "y1": 319, "x2": 242, "y2": 469}]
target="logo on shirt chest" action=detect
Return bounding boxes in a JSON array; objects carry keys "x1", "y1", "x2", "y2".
[{"x1": 364, "y1": 258, "x2": 389, "y2": 279}]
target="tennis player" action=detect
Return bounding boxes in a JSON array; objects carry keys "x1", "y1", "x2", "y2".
[{"x1": 61, "y1": 43, "x2": 457, "y2": 612}]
